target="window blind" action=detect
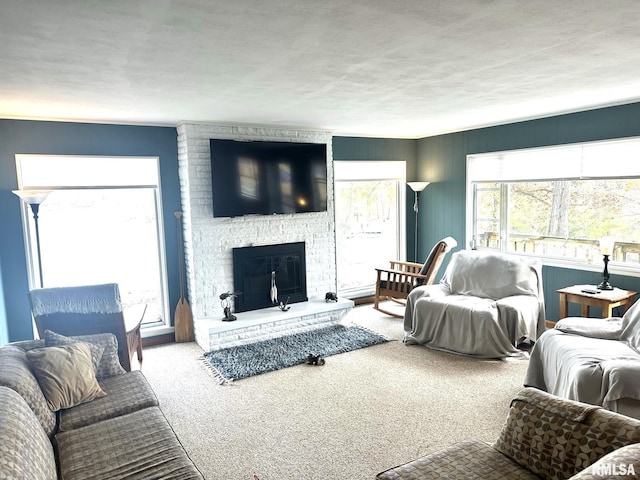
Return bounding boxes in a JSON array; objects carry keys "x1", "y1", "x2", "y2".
[
  {"x1": 467, "y1": 136, "x2": 640, "y2": 183},
  {"x1": 334, "y1": 160, "x2": 405, "y2": 181},
  {"x1": 16, "y1": 155, "x2": 159, "y2": 189}
]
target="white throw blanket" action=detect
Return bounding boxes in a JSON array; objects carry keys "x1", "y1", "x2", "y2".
[
  {"x1": 29, "y1": 283, "x2": 122, "y2": 316},
  {"x1": 524, "y1": 329, "x2": 640, "y2": 410},
  {"x1": 404, "y1": 251, "x2": 545, "y2": 358},
  {"x1": 555, "y1": 316, "x2": 623, "y2": 339},
  {"x1": 524, "y1": 300, "x2": 640, "y2": 412}
]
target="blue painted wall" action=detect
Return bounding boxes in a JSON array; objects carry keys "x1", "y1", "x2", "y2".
[
  {"x1": 0, "y1": 257, "x2": 7, "y2": 345},
  {"x1": 3, "y1": 103, "x2": 640, "y2": 340},
  {"x1": 417, "y1": 102, "x2": 640, "y2": 320},
  {"x1": 0, "y1": 120, "x2": 180, "y2": 342},
  {"x1": 332, "y1": 136, "x2": 419, "y2": 260}
]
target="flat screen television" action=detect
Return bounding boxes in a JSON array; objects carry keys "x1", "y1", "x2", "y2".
[{"x1": 210, "y1": 139, "x2": 327, "y2": 218}]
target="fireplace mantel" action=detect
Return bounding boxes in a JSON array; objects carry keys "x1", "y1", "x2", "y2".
[{"x1": 197, "y1": 298, "x2": 354, "y2": 351}]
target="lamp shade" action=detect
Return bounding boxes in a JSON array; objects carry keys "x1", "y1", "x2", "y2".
[
  {"x1": 12, "y1": 189, "x2": 52, "y2": 205},
  {"x1": 599, "y1": 237, "x2": 615, "y2": 256},
  {"x1": 407, "y1": 181, "x2": 430, "y2": 192}
]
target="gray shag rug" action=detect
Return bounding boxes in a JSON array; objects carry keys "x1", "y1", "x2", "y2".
[{"x1": 201, "y1": 324, "x2": 389, "y2": 383}]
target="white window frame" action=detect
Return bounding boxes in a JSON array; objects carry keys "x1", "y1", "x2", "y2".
[
  {"x1": 15, "y1": 154, "x2": 171, "y2": 335},
  {"x1": 334, "y1": 161, "x2": 406, "y2": 298},
  {"x1": 466, "y1": 136, "x2": 640, "y2": 278}
]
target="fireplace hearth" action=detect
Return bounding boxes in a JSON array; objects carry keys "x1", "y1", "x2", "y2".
[{"x1": 232, "y1": 242, "x2": 308, "y2": 313}]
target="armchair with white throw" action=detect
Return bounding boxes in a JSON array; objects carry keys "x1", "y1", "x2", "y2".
[{"x1": 403, "y1": 250, "x2": 545, "y2": 358}]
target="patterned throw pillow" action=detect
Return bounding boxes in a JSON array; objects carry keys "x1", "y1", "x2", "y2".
[
  {"x1": 44, "y1": 336, "x2": 103, "y2": 374},
  {"x1": 44, "y1": 330, "x2": 125, "y2": 380},
  {"x1": 495, "y1": 388, "x2": 640, "y2": 480},
  {"x1": 26, "y1": 343, "x2": 107, "y2": 411},
  {"x1": 569, "y1": 444, "x2": 640, "y2": 479}
]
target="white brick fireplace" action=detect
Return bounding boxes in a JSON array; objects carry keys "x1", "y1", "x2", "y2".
[{"x1": 176, "y1": 123, "x2": 351, "y2": 351}]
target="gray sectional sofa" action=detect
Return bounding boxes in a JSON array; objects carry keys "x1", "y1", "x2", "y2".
[{"x1": 0, "y1": 331, "x2": 203, "y2": 479}]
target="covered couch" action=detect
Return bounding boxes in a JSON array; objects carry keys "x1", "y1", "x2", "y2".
[
  {"x1": 524, "y1": 299, "x2": 640, "y2": 419},
  {"x1": 0, "y1": 331, "x2": 203, "y2": 479},
  {"x1": 377, "y1": 387, "x2": 640, "y2": 479},
  {"x1": 404, "y1": 250, "x2": 545, "y2": 358}
]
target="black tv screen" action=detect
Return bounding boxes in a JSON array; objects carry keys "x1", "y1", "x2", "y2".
[{"x1": 210, "y1": 139, "x2": 327, "y2": 218}]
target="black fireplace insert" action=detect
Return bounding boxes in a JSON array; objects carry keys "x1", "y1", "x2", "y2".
[{"x1": 232, "y1": 242, "x2": 308, "y2": 313}]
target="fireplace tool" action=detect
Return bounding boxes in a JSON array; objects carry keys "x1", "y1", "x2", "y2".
[
  {"x1": 270, "y1": 271, "x2": 278, "y2": 305},
  {"x1": 271, "y1": 271, "x2": 290, "y2": 311}
]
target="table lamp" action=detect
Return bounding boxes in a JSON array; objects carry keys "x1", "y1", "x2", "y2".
[{"x1": 597, "y1": 237, "x2": 615, "y2": 291}]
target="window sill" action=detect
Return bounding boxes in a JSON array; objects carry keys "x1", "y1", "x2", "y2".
[
  {"x1": 339, "y1": 286, "x2": 375, "y2": 300},
  {"x1": 141, "y1": 325, "x2": 174, "y2": 339},
  {"x1": 509, "y1": 252, "x2": 640, "y2": 279},
  {"x1": 473, "y1": 247, "x2": 640, "y2": 278}
]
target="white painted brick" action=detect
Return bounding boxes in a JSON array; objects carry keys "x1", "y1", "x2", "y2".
[
  {"x1": 199, "y1": 299, "x2": 353, "y2": 351},
  {"x1": 177, "y1": 122, "x2": 336, "y2": 330}
]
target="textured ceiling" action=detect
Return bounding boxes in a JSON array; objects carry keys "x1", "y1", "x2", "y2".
[{"x1": 1, "y1": 0, "x2": 640, "y2": 138}]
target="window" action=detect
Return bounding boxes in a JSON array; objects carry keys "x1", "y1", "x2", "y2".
[
  {"x1": 15, "y1": 155, "x2": 169, "y2": 331},
  {"x1": 334, "y1": 161, "x2": 406, "y2": 298},
  {"x1": 467, "y1": 137, "x2": 640, "y2": 273}
]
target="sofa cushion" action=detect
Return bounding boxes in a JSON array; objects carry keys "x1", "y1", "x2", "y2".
[
  {"x1": 59, "y1": 370, "x2": 159, "y2": 431},
  {"x1": 494, "y1": 388, "x2": 640, "y2": 480},
  {"x1": 376, "y1": 439, "x2": 539, "y2": 480},
  {"x1": 0, "y1": 345, "x2": 57, "y2": 437},
  {"x1": 568, "y1": 443, "x2": 640, "y2": 479},
  {"x1": 27, "y1": 343, "x2": 107, "y2": 411},
  {"x1": 55, "y1": 406, "x2": 204, "y2": 479},
  {"x1": 44, "y1": 330, "x2": 125, "y2": 380},
  {"x1": 555, "y1": 317, "x2": 624, "y2": 340},
  {"x1": 9, "y1": 338, "x2": 45, "y2": 350},
  {"x1": 0, "y1": 386, "x2": 57, "y2": 480}
]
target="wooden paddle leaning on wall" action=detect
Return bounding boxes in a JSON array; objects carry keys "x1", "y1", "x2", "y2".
[{"x1": 174, "y1": 211, "x2": 194, "y2": 342}]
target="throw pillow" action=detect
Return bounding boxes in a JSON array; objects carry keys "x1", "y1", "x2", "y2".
[
  {"x1": 26, "y1": 343, "x2": 107, "y2": 411},
  {"x1": 45, "y1": 333, "x2": 104, "y2": 374},
  {"x1": 44, "y1": 330, "x2": 125, "y2": 380}
]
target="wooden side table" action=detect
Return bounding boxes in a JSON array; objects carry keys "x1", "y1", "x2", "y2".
[{"x1": 557, "y1": 285, "x2": 637, "y2": 319}]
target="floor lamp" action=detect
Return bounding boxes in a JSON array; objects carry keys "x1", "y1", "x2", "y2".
[
  {"x1": 12, "y1": 189, "x2": 52, "y2": 288},
  {"x1": 407, "y1": 182, "x2": 430, "y2": 262}
]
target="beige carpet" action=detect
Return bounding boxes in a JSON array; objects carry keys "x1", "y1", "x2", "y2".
[{"x1": 140, "y1": 303, "x2": 530, "y2": 480}]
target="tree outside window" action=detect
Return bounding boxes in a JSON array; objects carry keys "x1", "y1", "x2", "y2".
[{"x1": 470, "y1": 137, "x2": 640, "y2": 268}]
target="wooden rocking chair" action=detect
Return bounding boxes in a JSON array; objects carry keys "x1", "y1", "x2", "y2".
[{"x1": 373, "y1": 237, "x2": 457, "y2": 318}]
